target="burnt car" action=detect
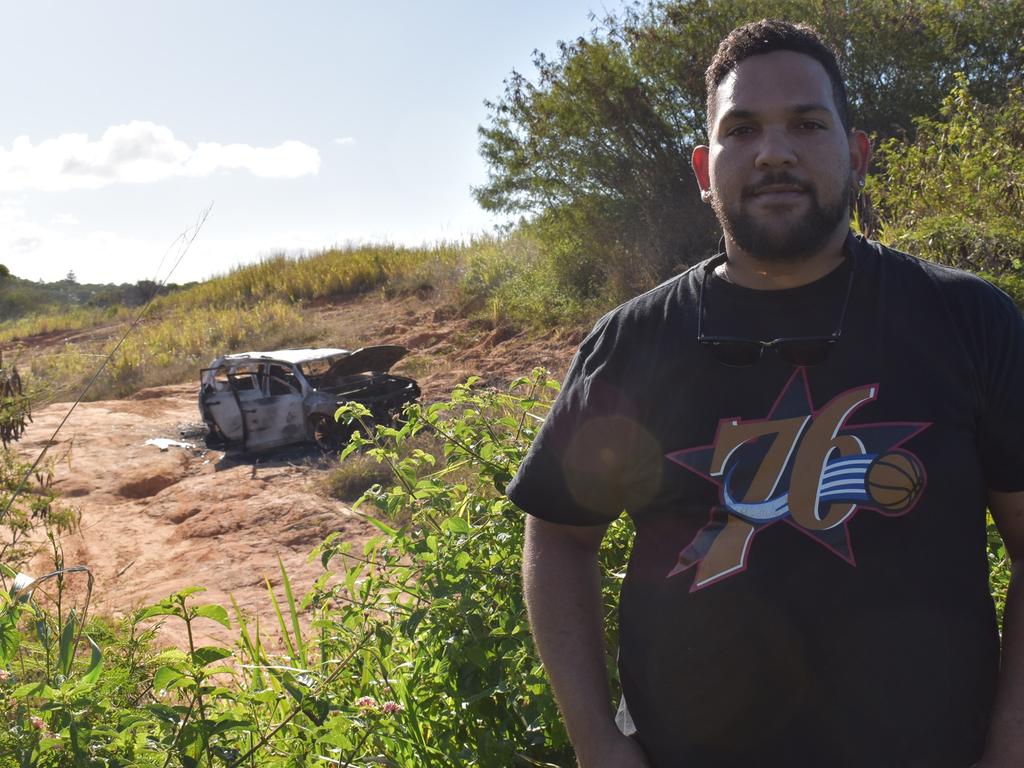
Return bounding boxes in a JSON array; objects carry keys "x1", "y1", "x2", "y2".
[{"x1": 199, "y1": 345, "x2": 419, "y2": 453}]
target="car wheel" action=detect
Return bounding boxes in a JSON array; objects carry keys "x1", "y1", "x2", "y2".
[{"x1": 311, "y1": 414, "x2": 348, "y2": 452}]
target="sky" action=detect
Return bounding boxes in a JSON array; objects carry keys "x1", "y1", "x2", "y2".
[{"x1": 0, "y1": 1, "x2": 613, "y2": 286}]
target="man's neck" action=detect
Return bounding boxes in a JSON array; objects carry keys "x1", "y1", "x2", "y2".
[{"x1": 717, "y1": 226, "x2": 849, "y2": 290}]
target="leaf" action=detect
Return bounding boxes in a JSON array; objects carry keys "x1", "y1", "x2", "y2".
[
  {"x1": 265, "y1": 578, "x2": 296, "y2": 663},
  {"x1": 191, "y1": 645, "x2": 232, "y2": 667},
  {"x1": 0, "y1": 614, "x2": 20, "y2": 666},
  {"x1": 361, "y1": 514, "x2": 398, "y2": 536},
  {"x1": 279, "y1": 672, "x2": 326, "y2": 725},
  {"x1": 12, "y1": 680, "x2": 58, "y2": 700},
  {"x1": 153, "y1": 665, "x2": 184, "y2": 691},
  {"x1": 146, "y1": 702, "x2": 183, "y2": 725},
  {"x1": 80, "y1": 634, "x2": 103, "y2": 685},
  {"x1": 278, "y1": 557, "x2": 307, "y2": 669},
  {"x1": 152, "y1": 648, "x2": 189, "y2": 665},
  {"x1": 444, "y1": 516, "x2": 471, "y2": 534},
  {"x1": 210, "y1": 718, "x2": 252, "y2": 735},
  {"x1": 135, "y1": 600, "x2": 181, "y2": 621},
  {"x1": 231, "y1": 596, "x2": 266, "y2": 687},
  {"x1": 58, "y1": 608, "x2": 77, "y2": 678},
  {"x1": 193, "y1": 604, "x2": 230, "y2": 628}
]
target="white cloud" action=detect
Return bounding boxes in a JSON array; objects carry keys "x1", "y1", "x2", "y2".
[
  {"x1": 334, "y1": 136, "x2": 355, "y2": 146},
  {"x1": 50, "y1": 212, "x2": 79, "y2": 225},
  {"x1": 0, "y1": 121, "x2": 320, "y2": 192}
]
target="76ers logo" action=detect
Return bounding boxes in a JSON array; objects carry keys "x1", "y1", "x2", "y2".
[{"x1": 667, "y1": 370, "x2": 929, "y2": 591}]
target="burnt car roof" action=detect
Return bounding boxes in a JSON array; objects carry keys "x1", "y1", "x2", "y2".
[
  {"x1": 211, "y1": 345, "x2": 409, "y2": 372},
  {"x1": 217, "y1": 348, "x2": 350, "y2": 365}
]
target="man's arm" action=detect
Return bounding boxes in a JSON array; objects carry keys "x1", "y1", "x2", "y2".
[
  {"x1": 979, "y1": 490, "x2": 1024, "y2": 767},
  {"x1": 522, "y1": 515, "x2": 650, "y2": 768}
]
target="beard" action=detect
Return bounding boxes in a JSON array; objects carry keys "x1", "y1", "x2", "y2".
[{"x1": 709, "y1": 171, "x2": 852, "y2": 263}]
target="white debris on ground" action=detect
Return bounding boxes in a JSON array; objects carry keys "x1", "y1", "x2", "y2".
[{"x1": 144, "y1": 438, "x2": 194, "y2": 451}]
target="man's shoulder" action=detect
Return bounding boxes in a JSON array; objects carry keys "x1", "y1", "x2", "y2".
[
  {"x1": 594, "y1": 259, "x2": 707, "y2": 330},
  {"x1": 863, "y1": 236, "x2": 1017, "y2": 310},
  {"x1": 566, "y1": 259, "x2": 708, "y2": 372}
]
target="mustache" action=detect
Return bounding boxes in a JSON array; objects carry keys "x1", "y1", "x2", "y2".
[{"x1": 742, "y1": 173, "x2": 815, "y2": 198}]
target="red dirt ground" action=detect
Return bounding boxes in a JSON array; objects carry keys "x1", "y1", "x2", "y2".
[{"x1": 14, "y1": 291, "x2": 580, "y2": 648}]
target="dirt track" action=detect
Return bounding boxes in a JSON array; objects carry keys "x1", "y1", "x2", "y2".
[{"x1": 14, "y1": 291, "x2": 579, "y2": 648}]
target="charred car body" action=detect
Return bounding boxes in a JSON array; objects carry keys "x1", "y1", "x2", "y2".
[{"x1": 199, "y1": 345, "x2": 419, "y2": 453}]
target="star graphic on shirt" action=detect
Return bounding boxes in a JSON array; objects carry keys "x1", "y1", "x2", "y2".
[{"x1": 665, "y1": 369, "x2": 930, "y2": 590}]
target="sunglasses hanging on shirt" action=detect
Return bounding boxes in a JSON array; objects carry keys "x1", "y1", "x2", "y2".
[{"x1": 697, "y1": 253, "x2": 856, "y2": 368}]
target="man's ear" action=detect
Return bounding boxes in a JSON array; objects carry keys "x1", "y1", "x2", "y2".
[
  {"x1": 848, "y1": 130, "x2": 871, "y2": 183},
  {"x1": 692, "y1": 145, "x2": 712, "y2": 202}
]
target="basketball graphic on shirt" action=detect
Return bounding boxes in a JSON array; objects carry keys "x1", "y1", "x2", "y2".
[
  {"x1": 667, "y1": 372, "x2": 933, "y2": 590},
  {"x1": 865, "y1": 450, "x2": 925, "y2": 512}
]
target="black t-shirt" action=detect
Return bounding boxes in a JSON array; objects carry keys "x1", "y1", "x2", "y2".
[{"x1": 508, "y1": 234, "x2": 1024, "y2": 768}]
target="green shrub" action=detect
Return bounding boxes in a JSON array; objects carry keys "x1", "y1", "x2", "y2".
[
  {"x1": 872, "y1": 75, "x2": 1024, "y2": 291},
  {"x1": 0, "y1": 372, "x2": 636, "y2": 766},
  {"x1": 0, "y1": 452, "x2": 78, "y2": 573},
  {"x1": 319, "y1": 431, "x2": 450, "y2": 508}
]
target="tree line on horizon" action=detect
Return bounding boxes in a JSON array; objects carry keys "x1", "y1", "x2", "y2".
[{"x1": 0, "y1": 270, "x2": 193, "y2": 321}]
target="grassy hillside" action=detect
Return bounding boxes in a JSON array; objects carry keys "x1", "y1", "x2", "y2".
[{"x1": 0, "y1": 240, "x2": 483, "y2": 403}]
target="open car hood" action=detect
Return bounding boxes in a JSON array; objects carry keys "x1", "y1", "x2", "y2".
[{"x1": 325, "y1": 345, "x2": 409, "y2": 377}]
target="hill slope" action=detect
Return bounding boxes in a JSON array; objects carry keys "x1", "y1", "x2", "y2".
[{"x1": 17, "y1": 289, "x2": 580, "y2": 647}]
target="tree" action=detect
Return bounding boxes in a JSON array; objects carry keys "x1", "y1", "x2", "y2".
[
  {"x1": 477, "y1": 30, "x2": 713, "y2": 299},
  {"x1": 871, "y1": 76, "x2": 1024, "y2": 301},
  {"x1": 476, "y1": 0, "x2": 1024, "y2": 299}
]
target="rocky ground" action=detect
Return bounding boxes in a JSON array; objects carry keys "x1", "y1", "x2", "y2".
[{"x1": 14, "y1": 290, "x2": 580, "y2": 648}]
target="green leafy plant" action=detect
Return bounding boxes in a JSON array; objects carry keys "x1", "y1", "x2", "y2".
[
  {"x1": 1, "y1": 566, "x2": 112, "y2": 767},
  {"x1": 136, "y1": 588, "x2": 242, "y2": 768},
  {"x1": 871, "y1": 75, "x2": 1024, "y2": 296},
  {"x1": 0, "y1": 453, "x2": 78, "y2": 574}
]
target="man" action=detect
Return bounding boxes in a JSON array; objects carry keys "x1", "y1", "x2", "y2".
[{"x1": 508, "y1": 19, "x2": 1024, "y2": 768}]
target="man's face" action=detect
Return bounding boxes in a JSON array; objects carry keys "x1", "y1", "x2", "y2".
[{"x1": 693, "y1": 51, "x2": 866, "y2": 263}]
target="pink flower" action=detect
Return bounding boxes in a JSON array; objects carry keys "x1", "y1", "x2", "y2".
[
  {"x1": 355, "y1": 696, "x2": 378, "y2": 711},
  {"x1": 0, "y1": 669, "x2": 10, "y2": 683},
  {"x1": 29, "y1": 715, "x2": 46, "y2": 731},
  {"x1": 381, "y1": 700, "x2": 403, "y2": 715}
]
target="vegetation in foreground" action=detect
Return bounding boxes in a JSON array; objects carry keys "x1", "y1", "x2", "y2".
[
  {"x1": 0, "y1": 373, "x2": 1014, "y2": 766},
  {"x1": 0, "y1": 373, "x2": 631, "y2": 767}
]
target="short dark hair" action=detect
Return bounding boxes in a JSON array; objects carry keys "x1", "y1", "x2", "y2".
[{"x1": 705, "y1": 19, "x2": 851, "y2": 134}]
